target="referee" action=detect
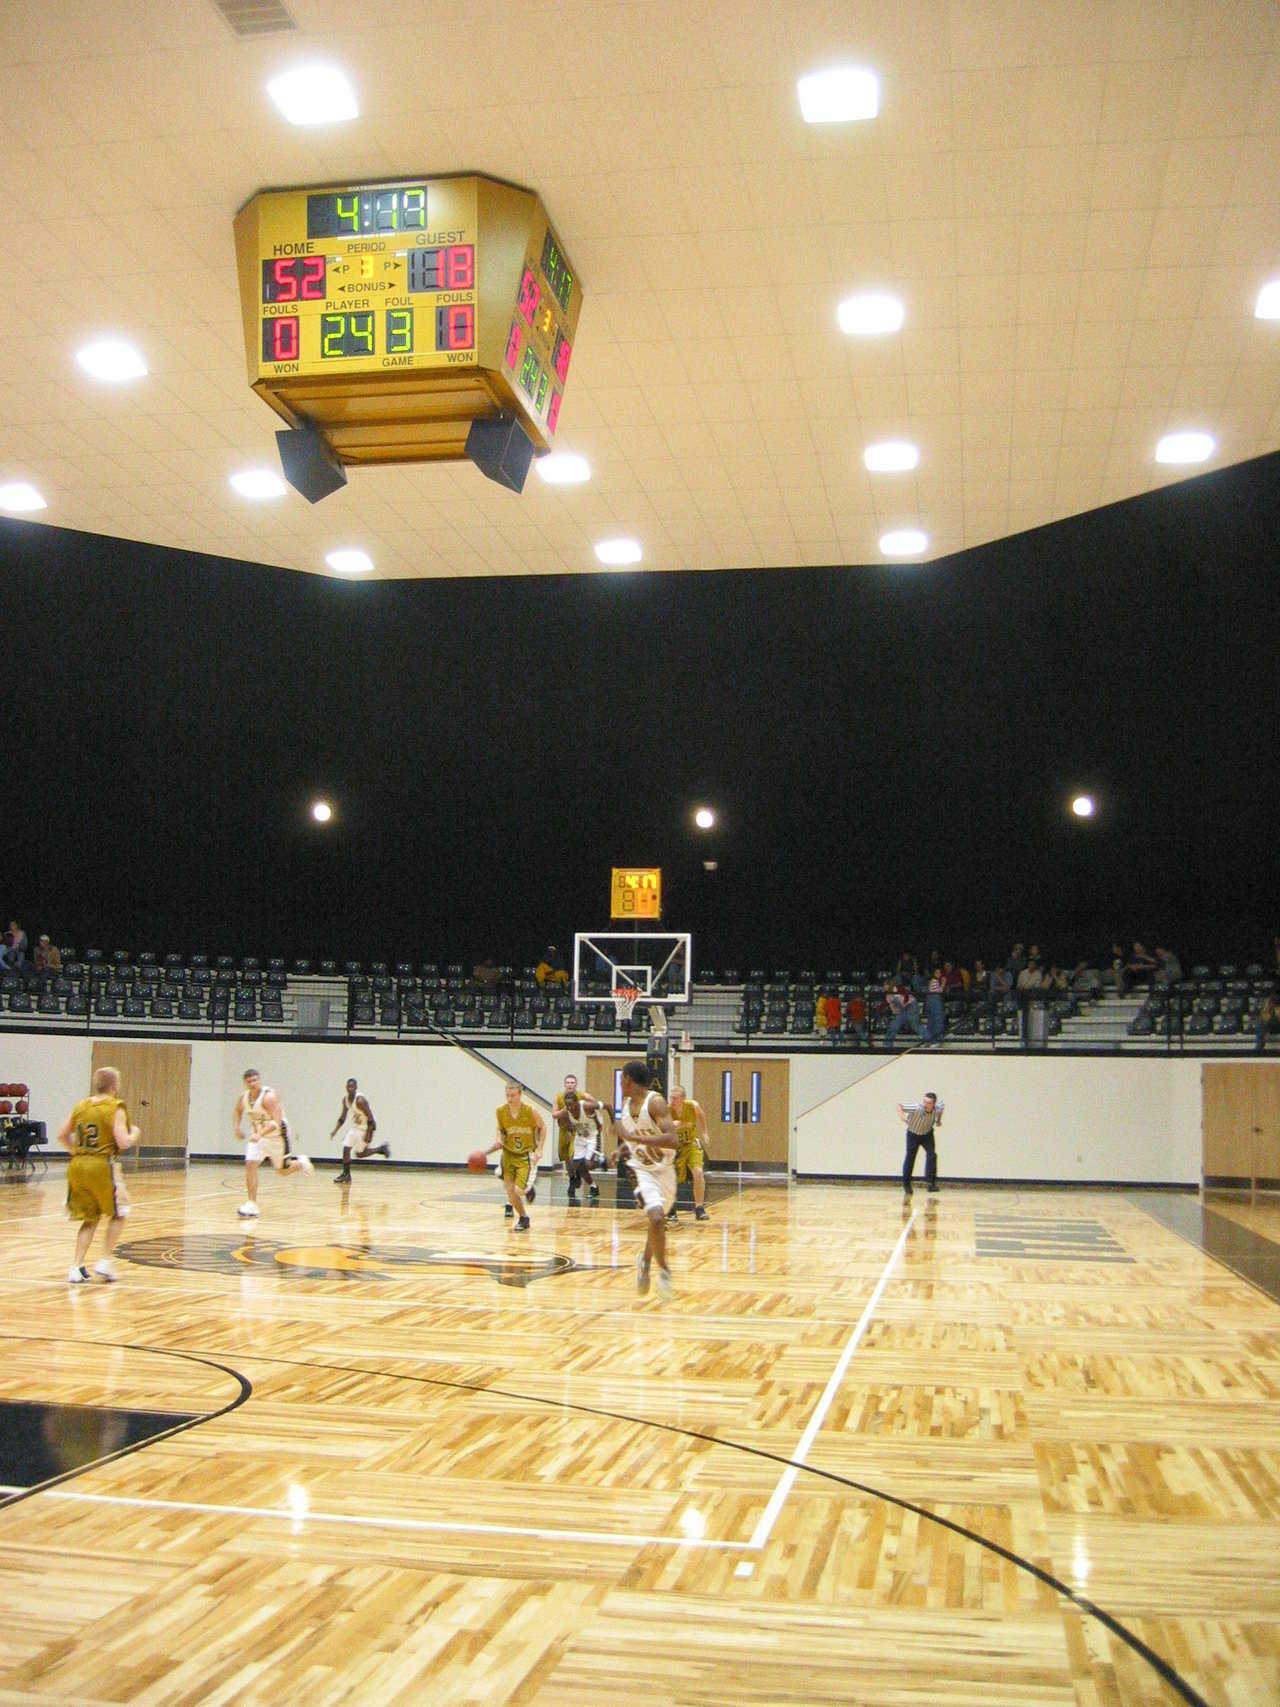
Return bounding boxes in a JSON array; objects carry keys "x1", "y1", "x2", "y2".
[{"x1": 897, "y1": 1092, "x2": 943, "y2": 1197}]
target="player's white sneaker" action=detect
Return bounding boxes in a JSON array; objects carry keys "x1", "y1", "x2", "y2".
[
  {"x1": 295, "y1": 1153, "x2": 314, "y2": 1174},
  {"x1": 68, "y1": 1264, "x2": 90, "y2": 1285},
  {"x1": 654, "y1": 1265, "x2": 673, "y2": 1302},
  {"x1": 93, "y1": 1260, "x2": 118, "y2": 1282},
  {"x1": 238, "y1": 1200, "x2": 260, "y2": 1218},
  {"x1": 636, "y1": 1252, "x2": 651, "y2": 1296}
]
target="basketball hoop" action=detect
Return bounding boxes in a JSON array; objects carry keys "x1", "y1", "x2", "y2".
[{"x1": 612, "y1": 985, "x2": 640, "y2": 1027}]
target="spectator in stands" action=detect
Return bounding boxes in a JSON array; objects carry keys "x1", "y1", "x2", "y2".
[
  {"x1": 535, "y1": 945, "x2": 569, "y2": 988},
  {"x1": 0, "y1": 920, "x2": 27, "y2": 971},
  {"x1": 1256, "y1": 992, "x2": 1279, "y2": 1054},
  {"x1": 1105, "y1": 942, "x2": 1127, "y2": 992},
  {"x1": 813, "y1": 996, "x2": 829, "y2": 1037},
  {"x1": 883, "y1": 981, "x2": 925, "y2": 1050},
  {"x1": 1071, "y1": 960, "x2": 1102, "y2": 998},
  {"x1": 33, "y1": 935, "x2": 61, "y2": 984},
  {"x1": 924, "y1": 970, "x2": 946, "y2": 1048},
  {"x1": 990, "y1": 963, "x2": 1013, "y2": 1003},
  {"x1": 472, "y1": 956, "x2": 502, "y2": 989},
  {"x1": 1043, "y1": 964, "x2": 1069, "y2": 993},
  {"x1": 893, "y1": 952, "x2": 918, "y2": 990},
  {"x1": 1125, "y1": 941, "x2": 1158, "y2": 989},
  {"x1": 1154, "y1": 946, "x2": 1182, "y2": 985},
  {"x1": 941, "y1": 959, "x2": 965, "y2": 995},
  {"x1": 845, "y1": 991, "x2": 868, "y2": 1045},
  {"x1": 1016, "y1": 955, "x2": 1045, "y2": 992},
  {"x1": 821, "y1": 991, "x2": 842, "y2": 1041},
  {"x1": 971, "y1": 959, "x2": 990, "y2": 1001},
  {"x1": 1008, "y1": 943, "x2": 1027, "y2": 982}
]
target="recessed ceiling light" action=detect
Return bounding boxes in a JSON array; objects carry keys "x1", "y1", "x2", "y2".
[
  {"x1": 311, "y1": 800, "x2": 333, "y2": 824},
  {"x1": 266, "y1": 64, "x2": 359, "y2": 126},
  {"x1": 1071, "y1": 795, "x2": 1095, "y2": 818},
  {"x1": 837, "y1": 292, "x2": 904, "y2": 336},
  {"x1": 0, "y1": 482, "x2": 47, "y2": 513},
  {"x1": 1254, "y1": 280, "x2": 1280, "y2": 319},
  {"x1": 797, "y1": 66, "x2": 879, "y2": 124},
  {"x1": 703, "y1": 860, "x2": 718, "y2": 872},
  {"x1": 864, "y1": 440, "x2": 919, "y2": 473},
  {"x1": 1154, "y1": 431, "x2": 1213, "y2": 465},
  {"x1": 879, "y1": 528, "x2": 928, "y2": 557},
  {"x1": 325, "y1": 548, "x2": 373, "y2": 574},
  {"x1": 535, "y1": 452, "x2": 590, "y2": 485},
  {"x1": 594, "y1": 537, "x2": 642, "y2": 567},
  {"x1": 230, "y1": 468, "x2": 287, "y2": 500},
  {"x1": 74, "y1": 339, "x2": 147, "y2": 383},
  {"x1": 694, "y1": 807, "x2": 715, "y2": 829}
]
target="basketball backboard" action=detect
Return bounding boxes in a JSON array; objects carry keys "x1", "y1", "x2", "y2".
[{"x1": 572, "y1": 931, "x2": 691, "y2": 1005}]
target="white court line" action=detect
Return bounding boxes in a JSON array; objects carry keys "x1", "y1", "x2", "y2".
[
  {"x1": 39, "y1": 1489, "x2": 749, "y2": 1552},
  {"x1": 734, "y1": 1208, "x2": 916, "y2": 1576}
]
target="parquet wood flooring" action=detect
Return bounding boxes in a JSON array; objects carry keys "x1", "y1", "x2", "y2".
[{"x1": 0, "y1": 1166, "x2": 1277, "y2": 1704}]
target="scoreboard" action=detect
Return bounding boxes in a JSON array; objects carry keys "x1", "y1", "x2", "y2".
[
  {"x1": 233, "y1": 174, "x2": 582, "y2": 470},
  {"x1": 610, "y1": 868, "x2": 663, "y2": 920}
]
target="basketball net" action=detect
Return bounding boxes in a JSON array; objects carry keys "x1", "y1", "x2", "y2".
[{"x1": 612, "y1": 985, "x2": 640, "y2": 1026}]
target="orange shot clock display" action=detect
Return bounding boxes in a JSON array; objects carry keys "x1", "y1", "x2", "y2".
[{"x1": 610, "y1": 869, "x2": 663, "y2": 920}]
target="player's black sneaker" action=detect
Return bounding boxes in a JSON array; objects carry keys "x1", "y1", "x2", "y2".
[
  {"x1": 666, "y1": 1208, "x2": 679, "y2": 1223},
  {"x1": 514, "y1": 1215, "x2": 530, "y2": 1232},
  {"x1": 567, "y1": 1190, "x2": 578, "y2": 1206},
  {"x1": 334, "y1": 1168, "x2": 351, "y2": 1185},
  {"x1": 504, "y1": 1203, "x2": 514, "y2": 1218},
  {"x1": 695, "y1": 1206, "x2": 709, "y2": 1221},
  {"x1": 588, "y1": 1182, "x2": 599, "y2": 1199}
]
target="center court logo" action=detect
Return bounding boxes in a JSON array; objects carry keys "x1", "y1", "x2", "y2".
[{"x1": 119, "y1": 1234, "x2": 595, "y2": 1288}]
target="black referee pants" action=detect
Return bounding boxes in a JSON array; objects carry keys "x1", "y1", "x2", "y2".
[{"x1": 902, "y1": 1130, "x2": 937, "y2": 1190}]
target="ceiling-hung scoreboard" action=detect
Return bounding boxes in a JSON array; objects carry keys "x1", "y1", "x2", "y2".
[{"x1": 233, "y1": 174, "x2": 582, "y2": 491}]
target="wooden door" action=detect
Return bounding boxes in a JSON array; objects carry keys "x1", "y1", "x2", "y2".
[
  {"x1": 693, "y1": 1056, "x2": 790, "y2": 1172},
  {"x1": 91, "y1": 1041, "x2": 191, "y2": 1169},
  {"x1": 1202, "y1": 1063, "x2": 1280, "y2": 1191}
]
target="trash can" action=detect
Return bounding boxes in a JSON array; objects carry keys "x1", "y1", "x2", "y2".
[{"x1": 1024, "y1": 996, "x2": 1049, "y2": 1050}]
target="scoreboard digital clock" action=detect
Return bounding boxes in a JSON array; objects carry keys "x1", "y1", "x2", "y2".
[
  {"x1": 611, "y1": 868, "x2": 663, "y2": 920},
  {"x1": 233, "y1": 173, "x2": 583, "y2": 483}
]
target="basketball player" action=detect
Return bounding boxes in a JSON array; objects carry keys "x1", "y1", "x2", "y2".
[
  {"x1": 56, "y1": 1064, "x2": 140, "y2": 1283},
  {"x1": 606, "y1": 1060, "x2": 680, "y2": 1299},
  {"x1": 232, "y1": 1067, "x2": 312, "y2": 1217},
  {"x1": 666, "y1": 1085, "x2": 710, "y2": 1223},
  {"x1": 557, "y1": 1085, "x2": 603, "y2": 1205},
  {"x1": 482, "y1": 1081, "x2": 545, "y2": 1231},
  {"x1": 553, "y1": 1073, "x2": 580, "y2": 1168},
  {"x1": 329, "y1": 1077, "x2": 390, "y2": 1183}
]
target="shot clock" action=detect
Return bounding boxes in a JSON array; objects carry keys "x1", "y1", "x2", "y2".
[{"x1": 234, "y1": 173, "x2": 582, "y2": 476}]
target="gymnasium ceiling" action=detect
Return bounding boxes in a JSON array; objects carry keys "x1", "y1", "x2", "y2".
[{"x1": 1, "y1": 0, "x2": 1278, "y2": 578}]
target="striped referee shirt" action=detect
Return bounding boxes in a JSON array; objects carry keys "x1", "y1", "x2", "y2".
[{"x1": 902, "y1": 1101, "x2": 943, "y2": 1135}]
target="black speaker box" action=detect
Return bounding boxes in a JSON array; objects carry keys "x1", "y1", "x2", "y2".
[
  {"x1": 276, "y1": 427, "x2": 348, "y2": 504},
  {"x1": 465, "y1": 415, "x2": 536, "y2": 494}
]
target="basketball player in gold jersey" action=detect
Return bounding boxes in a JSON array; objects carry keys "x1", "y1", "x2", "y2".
[
  {"x1": 605, "y1": 1060, "x2": 681, "y2": 1299},
  {"x1": 56, "y1": 1065, "x2": 141, "y2": 1283},
  {"x1": 666, "y1": 1085, "x2": 710, "y2": 1223},
  {"x1": 482, "y1": 1081, "x2": 545, "y2": 1232}
]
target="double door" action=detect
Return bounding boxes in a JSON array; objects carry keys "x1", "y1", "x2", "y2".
[{"x1": 585, "y1": 1053, "x2": 790, "y2": 1172}]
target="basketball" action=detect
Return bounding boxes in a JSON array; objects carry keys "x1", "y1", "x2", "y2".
[{"x1": 467, "y1": 1150, "x2": 487, "y2": 1172}]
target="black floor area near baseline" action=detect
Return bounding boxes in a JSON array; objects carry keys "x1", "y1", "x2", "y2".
[
  {"x1": 1129, "y1": 1190, "x2": 1280, "y2": 1304},
  {"x1": 0, "y1": 1399, "x2": 199, "y2": 1488}
]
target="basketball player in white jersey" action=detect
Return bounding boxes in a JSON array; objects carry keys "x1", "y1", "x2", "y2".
[
  {"x1": 329, "y1": 1077, "x2": 389, "y2": 1183},
  {"x1": 557, "y1": 1085, "x2": 603, "y2": 1205},
  {"x1": 232, "y1": 1067, "x2": 312, "y2": 1217},
  {"x1": 606, "y1": 1060, "x2": 680, "y2": 1299}
]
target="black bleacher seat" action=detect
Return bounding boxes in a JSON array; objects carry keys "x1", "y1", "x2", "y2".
[
  {"x1": 164, "y1": 952, "x2": 183, "y2": 969},
  {"x1": 177, "y1": 999, "x2": 204, "y2": 1021},
  {"x1": 37, "y1": 992, "x2": 61, "y2": 1015},
  {"x1": 343, "y1": 960, "x2": 362, "y2": 975},
  {"x1": 593, "y1": 1009, "x2": 614, "y2": 1032},
  {"x1": 192, "y1": 966, "x2": 212, "y2": 985},
  {"x1": 136, "y1": 951, "x2": 156, "y2": 966},
  {"x1": 485, "y1": 1008, "x2": 509, "y2": 1030},
  {"x1": 110, "y1": 949, "x2": 130, "y2": 964},
  {"x1": 216, "y1": 955, "x2": 235, "y2": 970},
  {"x1": 189, "y1": 953, "x2": 209, "y2": 969},
  {"x1": 240, "y1": 957, "x2": 260, "y2": 972},
  {"x1": 350, "y1": 1004, "x2": 375, "y2": 1028},
  {"x1": 8, "y1": 992, "x2": 33, "y2": 1013},
  {"x1": 540, "y1": 1011, "x2": 564, "y2": 1030},
  {"x1": 291, "y1": 959, "x2": 312, "y2": 975},
  {"x1": 265, "y1": 970, "x2": 287, "y2": 990},
  {"x1": 1213, "y1": 1012, "x2": 1242, "y2": 1034},
  {"x1": 319, "y1": 959, "x2": 338, "y2": 975},
  {"x1": 266, "y1": 957, "x2": 285, "y2": 973},
  {"x1": 1217, "y1": 964, "x2": 1237, "y2": 979},
  {"x1": 379, "y1": 1002, "x2": 401, "y2": 1028},
  {"x1": 106, "y1": 978, "x2": 129, "y2": 998},
  {"x1": 211, "y1": 992, "x2": 229, "y2": 1017},
  {"x1": 164, "y1": 966, "x2": 184, "y2": 986},
  {"x1": 1186, "y1": 1011, "x2": 1213, "y2": 1036},
  {"x1": 51, "y1": 974, "x2": 73, "y2": 995},
  {"x1": 94, "y1": 997, "x2": 119, "y2": 1018},
  {"x1": 370, "y1": 960, "x2": 389, "y2": 976},
  {"x1": 422, "y1": 963, "x2": 441, "y2": 978},
  {"x1": 139, "y1": 965, "x2": 161, "y2": 986},
  {"x1": 394, "y1": 961, "x2": 414, "y2": 977},
  {"x1": 233, "y1": 1000, "x2": 256, "y2": 1023},
  {"x1": 67, "y1": 995, "x2": 88, "y2": 1017},
  {"x1": 721, "y1": 969, "x2": 739, "y2": 982},
  {"x1": 240, "y1": 967, "x2": 262, "y2": 987},
  {"x1": 0, "y1": 974, "x2": 18, "y2": 995},
  {"x1": 150, "y1": 997, "x2": 174, "y2": 1019},
  {"x1": 261, "y1": 999, "x2": 284, "y2": 1022},
  {"x1": 84, "y1": 949, "x2": 105, "y2": 964},
  {"x1": 406, "y1": 1007, "x2": 430, "y2": 1029},
  {"x1": 372, "y1": 974, "x2": 393, "y2": 995}
]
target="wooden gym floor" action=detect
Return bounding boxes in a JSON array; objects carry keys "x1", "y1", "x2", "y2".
[{"x1": 0, "y1": 1162, "x2": 1278, "y2": 1706}]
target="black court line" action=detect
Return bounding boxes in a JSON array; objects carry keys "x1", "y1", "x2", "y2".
[
  {"x1": 104, "y1": 1337, "x2": 1206, "y2": 1707},
  {"x1": 0, "y1": 1337, "x2": 252, "y2": 1513},
  {"x1": 1128, "y1": 1190, "x2": 1280, "y2": 1306}
]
